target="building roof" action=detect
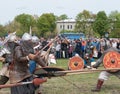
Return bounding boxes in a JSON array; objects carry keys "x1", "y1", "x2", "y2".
[
  {"x1": 57, "y1": 18, "x2": 94, "y2": 23},
  {"x1": 57, "y1": 19, "x2": 76, "y2": 23}
]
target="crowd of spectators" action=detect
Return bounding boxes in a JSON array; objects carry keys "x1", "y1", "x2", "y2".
[
  {"x1": 54, "y1": 37, "x2": 120, "y2": 60},
  {"x1": 0, "y1": 36, "x2": 120, "y2": 61}
]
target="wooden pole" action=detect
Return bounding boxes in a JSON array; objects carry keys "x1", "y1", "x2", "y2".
[
  {"x1": 0, "y1": 78, "x2": 47, "y2": 88},
  {"x1": 55, "y1": 68, "x2": 120, "y2": 74},
  {"x1": 0, "y1": 81, "x2": 32, "y2": 88},
  {"x1": 40, "y1": 36, "x2": 58, "y2": 52}
]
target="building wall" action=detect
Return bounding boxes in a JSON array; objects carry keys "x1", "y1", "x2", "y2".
[{"x1": 56, "y1": 19, "x2": 76, "y2": 33}]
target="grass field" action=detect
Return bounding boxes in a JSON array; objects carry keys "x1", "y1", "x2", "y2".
[{"x1": 0, "y1": 59, "x2": 120, "y2": 94}]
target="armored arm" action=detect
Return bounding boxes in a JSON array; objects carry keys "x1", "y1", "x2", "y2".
[
  {"x1": 0, "y1": 47, "x2": 11, "y2": 63},
  {"x1": 0, "y1": 47, "x2": 10, "y2": 57},
  {"x1": 92, "y1": 50, "x2": 106, "y2": 68},
  {"x1": 92, "y1": 47, "x2": 120, "y2": 68}
]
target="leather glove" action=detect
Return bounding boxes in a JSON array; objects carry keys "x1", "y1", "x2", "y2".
[
  {"x1": 28, "y1": 53, "x2": 36, "y2": 60},
  {"x1": 33, "y1": 78, "x2": 47, "y2": 86}
]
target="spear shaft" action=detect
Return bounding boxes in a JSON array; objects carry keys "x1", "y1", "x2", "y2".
[
  {"x1": 0, "y1": 81, "x2": 32, "y2": 88},
  {"x1": 55, "y1": 68, "x2": 120, "y2": 74},
  {"x1": 0, "y1": 78, "x2": 47, "y2": 88}
]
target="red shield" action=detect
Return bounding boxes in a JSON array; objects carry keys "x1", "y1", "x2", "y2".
[
  {"x1": 68, "y1": 56, "x2": 84, "y2": 70},
  {"x1": 103, "y1": 51, "x2": 120, "y2": 72}
]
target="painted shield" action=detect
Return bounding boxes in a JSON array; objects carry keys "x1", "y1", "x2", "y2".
[
  {"x1": 68, "y1": 56, "x2": 84, "y2": 70},
  {"x1": 103, "y1": 51, "x2": 120, "y2": 72}
]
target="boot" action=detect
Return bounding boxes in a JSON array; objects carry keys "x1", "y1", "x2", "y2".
[
  {"x1": 91, "y1": 79, "x2": 104, "y2": 92},
  {"x1": 36, "y1": 85, "x2": 42, "y2": 94}
]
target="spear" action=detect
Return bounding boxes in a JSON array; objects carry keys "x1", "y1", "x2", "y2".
[
  {"x1": 55, "y1": 68, "x2": 120, "y2": 75},
  {"x1": 34, "y1": 67, "x2": 120, "y2": 77},
  {"x1": 0, "y1": 78, "x2": 47, "y2": 88},
  {"x1": 40, "y1": 35, "x2": 58, "y2": 52}
]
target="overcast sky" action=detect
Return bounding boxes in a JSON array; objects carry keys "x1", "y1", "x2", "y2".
[{"x1": 0, "y1": 0, "x2": 120, "y2": 25}]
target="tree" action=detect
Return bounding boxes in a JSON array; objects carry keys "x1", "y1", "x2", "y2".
[
  {"x1": 36, "y1": 13, "x2": 56, "y2": 37},
  {"x1": 0, "y1": 25, "x2": 5, "y2": 37},
  {"x1": 14, "y1": 13, "x2": 36, "y2": 35},
  {"x1": 4, "y1": 21, "x2": 22, "y2": 36},
  {"x1": 92, "y1": 11, "x2": 109, "y2": 37},
  {"x1": 108, "y1": 11, "x2": 120, "y2": 38},
  {"x1": 56, "y1": 14, "x2": 68, "y2": 20},
  {"x1": 75, "y1": 10, "x2": 94, "y2": 36}
]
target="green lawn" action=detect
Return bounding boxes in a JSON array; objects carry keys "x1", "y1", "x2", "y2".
[
  {"x1": 0, "y1": 59, "x2": 120, "y2": 94},
  {"x1": 42, "y1": 59, "x2": 120, "y2": 94}
]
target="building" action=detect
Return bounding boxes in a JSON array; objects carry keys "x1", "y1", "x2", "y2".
[
  {"x1": 56, "y1": 18, "x2": 94, "y2": 34},
  {"x1": 56, "y1": 19, "x2": 76, "y2": 33}
]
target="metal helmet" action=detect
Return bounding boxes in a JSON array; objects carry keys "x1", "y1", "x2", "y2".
[
  {"x1": 4, "y1": 32, "x2": 17, "y2": 44},
  {"x1": 9, "y1": 34, "x2": 17, "y2": 42},
  {"x1": 32, "y1": 36, "x2": 39, "y2": 43},
  {"x1": 22, "y1": 33, "x2": 32, "y2": 41},
  {"x1": 84, "y1": 53, "x2": 89, "y2": 59}
]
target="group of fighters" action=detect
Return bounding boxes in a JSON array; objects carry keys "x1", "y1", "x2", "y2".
[
  {"x1": 0, "y1": 31, "x2": 120, "y2": 94},
  {"x1": 82, "y1": 40, "x2": 120, "y2": 92},
  {"x1": 91, "y1": 47, "x2": 120, "y2": 92},
  {"x1": 0, "y1": 32, "x2": 48, "y2": 94}
]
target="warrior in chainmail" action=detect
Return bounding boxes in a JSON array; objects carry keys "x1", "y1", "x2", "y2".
[
  {"x1": 83, "y1": 53, "x2": 95, "y2": 68},
  {"x1": 9, "y1": 33, "x2": 47, "y2": 94},
  {"x1": 91, "y1": 47, "x2": 120, "y2": 92},
  {"x1": 0, "y1": 32, "x2": 19, "y2": 85}
]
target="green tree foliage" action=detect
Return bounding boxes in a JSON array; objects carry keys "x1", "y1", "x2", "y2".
[
  {"x1": 15, "y1": 13, "x2": 36, "y2": 35},
  {"x1": 0, "y1": 25, "x2": 5, "y2": 37},
  {"x1": 110, "y1": 28, "x2": 120, "y2": 38},
  {"x1": 108, "y1": 11, "x2": 120, "y2": 38},
  {"x1": 109, "y1": 10, "x2": 119, "y2": 20},
  {"x1": 75, "y1": 10, "x2": 94, "y2": 36},
  {"x1": 4, "y1": 21, "x2": 22, "y2": 36},
  {"x1": 92, "y1": 11, "x2": 109, "y2": 37},
  {"x1": 36, "y1": 13, "x2": 56, "y2": 37},
  {"x1": 2, "y1": 10, "x2": 120, "y2": 38},
  {"x1": 56, "y1": 14, "x2": 68, "y2": 20}
]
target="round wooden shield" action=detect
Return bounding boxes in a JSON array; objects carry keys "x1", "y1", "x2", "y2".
[
  {"x1": 103, "y1": 51, "x2": 120, "y2": 72},
  {"x1": 68, "y1": 56, "x2": 84, "y2": 70}
]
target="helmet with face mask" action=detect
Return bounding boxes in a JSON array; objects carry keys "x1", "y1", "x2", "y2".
[
  {"x1": 21, "y1": 33, "x2": 34, "y2": 54},
  {"x1": 3, "y1": 32, "x2": 17, "y2": 44},
  {"x1": 22, "y1": 33, "x2": 32, "y2": 41},
  {"x1": 32, "y1": 36, "x2": 39, "y2": 43},
  {"x1": 8, "y1": 34, "x2": 17, "y2": 42},
  {"x1": 0, "y1": 32, "x2": 17, "y2": 56},
  {"x1": 31, "y1": 36, "x2": 41, "y2": 53}
]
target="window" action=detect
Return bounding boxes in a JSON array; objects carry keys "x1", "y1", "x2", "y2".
[
  {"x1": 60, "y1": 25, "x2": 62, "y2": 29},
  {"x1": 63, "y1": 25, "x2": 65, "y2": 29},
  {"x1": 70, "y1": 25, "x2": 72, "y2": 29},
  {"x1": 67, "y1": 25, "x2": 69, "y2": 29}
]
